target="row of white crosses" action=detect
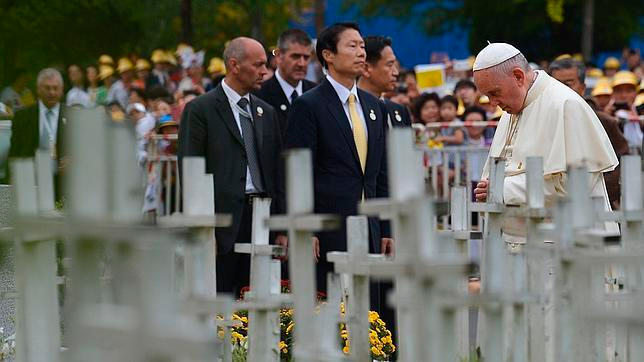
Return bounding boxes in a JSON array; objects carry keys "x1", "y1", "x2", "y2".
[
  {"x1": 470, "y1": 150, "x2": 644, "y2": 361},
  {"x1": 7, "y1": 106, "x2": 643, "y2": 362},
  {"x1": 9, "y1": 109, "x2": 227, "y2": 362}
]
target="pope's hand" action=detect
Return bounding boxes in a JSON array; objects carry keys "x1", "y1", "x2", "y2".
[
  {"x1": 274, "y1": 234, "x2": 288, "y2": 261},
  {"x1": 312, "y1": 236, "x2": 320, "y2": 262},
  {"x1": 474, "y1": 179, "x2": 489, "y2": 202},
  {"x1": 381, "y1": 238, "x2": 394, "y2": 257}
]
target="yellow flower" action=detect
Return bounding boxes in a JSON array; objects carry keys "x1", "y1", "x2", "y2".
[
  {"x1": 231, "y1": 331, "x2": 244, "y2": 342},
  {"x1": 286, "y1": 322, "x2": 294, "y2": 334},
  {"x1": 217, "y1": 330, "x2": 224, "y2": 339},
  {"x1": 343, "y1": 345, "x2": 350, "y2": 354},
  {"x1": 371, "y1": 346, "x2": 381, "y2": 356},
  {"x1": 279, "y1": 340, "x2": 287, "y2": 352}
]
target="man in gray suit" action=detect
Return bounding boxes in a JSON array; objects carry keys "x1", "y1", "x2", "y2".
[{"x1": 178, "y1": 37, "x2": 283, "y2": 296}]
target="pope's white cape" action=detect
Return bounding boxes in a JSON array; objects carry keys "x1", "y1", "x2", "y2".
[{"x1": 481, "y1": 70, "x2": 619, "y2": 237}]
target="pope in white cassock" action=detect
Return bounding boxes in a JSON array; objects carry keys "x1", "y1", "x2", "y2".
[
  {"x1": 471, "y1": 43, "x2": 619, "y2": 361},
  {"x1": 473, "y1": 43, "x2": 619, "y2": 240}
]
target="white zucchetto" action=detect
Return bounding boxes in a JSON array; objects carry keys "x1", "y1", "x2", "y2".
[{"x1": 473, "y1": 43, "x2": 521, "y2": 71}]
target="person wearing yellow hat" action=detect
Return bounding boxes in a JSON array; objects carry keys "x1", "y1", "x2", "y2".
[
  {"x1": 603, "y1": 56, "x2": 620, "y2": 77},
  {"x1": 98, "y1": 54, "x2": 114, "y2": 66},
  {"x1": 610, "y1": 70, "x2": 642, "y2": 153},
  {"x1": 591, "y1": 77, "x2": 613, "y2": 110},
  {"x1": 106, "y1": 58, "x2": 135, "y2": 109},
  {"x1": 147, "y1": 50, "x2": 176, "y2": 92},
  {"x1": 132, "y1": 58, "x2": 151, "y2": 90},
  {"x1": 610, "y1": 70, "x2": 639, "y2": 110}
]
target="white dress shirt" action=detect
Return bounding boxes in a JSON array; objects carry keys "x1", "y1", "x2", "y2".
[
  {"x1": 326, "y1": 75, "x2": 368, "y2": 139},
  {"x1": 221, "y1": 79, "x2": 259, "y2": 193},
  {"x1": 275, "y1": 69, "x2": 303, "y2": 104},
  {"x1": 38, "y1": 100, "x2": 60, "y2": 147}
]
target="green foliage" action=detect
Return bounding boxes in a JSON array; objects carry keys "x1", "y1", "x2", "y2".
[
  {"x1": 343, "y1": 0, "x2": 643, "y2": 62},
  {"x1": 0, "y1": 0, "x2": 311, "y2": 86}
]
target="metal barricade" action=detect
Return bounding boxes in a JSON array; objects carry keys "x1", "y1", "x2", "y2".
[
  {"x1": 422, "y1": 145, "x2": 491, "y2": 230},
  {"x1": 144, "y1": 134, "x2": 181, "y2": 218}
]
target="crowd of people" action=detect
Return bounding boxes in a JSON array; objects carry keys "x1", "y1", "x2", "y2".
[{"x1": 1, "y1": 23, "x2": 643, "y2": 359}]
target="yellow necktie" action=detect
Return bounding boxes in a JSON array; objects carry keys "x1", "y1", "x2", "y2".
[{"x1": 348, "y1": 94, "x2": 367, "y2": 172}]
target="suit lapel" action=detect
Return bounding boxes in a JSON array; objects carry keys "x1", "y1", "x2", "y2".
[
  {"x1": 321, "y1": 80, "x2": 361, "y2": 171},
  {"x1": 359, "y1": 90, "x2": 378, "y2": 173},
  {"x1": 271, "y1": 76, "x2": 291, "y2": 111},
  {"x1": 249, "y1": 95, "x2": 264, "y2": 152},
  {"x1": 213, "y1": 85, "x2": 244, "y2": 147}
]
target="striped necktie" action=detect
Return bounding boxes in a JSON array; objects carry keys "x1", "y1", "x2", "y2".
[{"x1": 237, "y1": 98, "x2": 265, "y2": 193}]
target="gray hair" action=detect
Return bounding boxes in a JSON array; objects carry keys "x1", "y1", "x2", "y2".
[
  {"x1": 37, "y1": 68, "x2": 63, "y2": 87},
  {"x1": 223, "y1": 37, "x2": 249, "y2": 68},
  {"x1": 548, "y1": 57, "x2": 585, "y2": 84},
  {"x1": 277, "y1": 29, "x2": 312, "y2": 52},
  {"x1": 487, "y1": 53, "x2": 531, "y2": 76}
]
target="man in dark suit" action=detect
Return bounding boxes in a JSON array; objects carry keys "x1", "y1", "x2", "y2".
[
  {"x1": 178, "y1": 37, "x2": 283, "y2": 296},
  {"x1": 6, "y1": 68, "x2": 67, "y2": 200},
  {"x1": 358, "y1": 36, "x2": 412, "y2": 128},
  {"x1": 285, "y1": 22, "x2": 392, "y2": 297},
  {"x1": 255, "y1": 29, "x2": 317, "y2": 140}
]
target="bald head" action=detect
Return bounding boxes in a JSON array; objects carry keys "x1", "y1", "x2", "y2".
[
  {"x1": 222, "y1": 37, "x2": 268, "y2": 94},
  {"x1": 223, "y1": 37, "x2": 262, "y2": 67}
]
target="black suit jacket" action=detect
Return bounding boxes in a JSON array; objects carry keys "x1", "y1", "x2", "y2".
[
  {"x1": 285, "y1": 78, "x2": 389, "y2": 257},
  {"x1": 178, "y1": 84, "x2": 282, "y2": 254},
  {"x1": 254, "y1": 75, "x2": 317, "y2": 140},
  {"x1": 383, "y1": 99, "x2": 412, "y2": 128},
  {"x1": 6, "y1": 103, "x2": 67, "y2": 198}
]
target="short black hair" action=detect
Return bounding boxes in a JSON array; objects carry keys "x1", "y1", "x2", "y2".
[
  {"x1": 440, "y1": 95, "x2": 458, "y2": 109},
  {"x1": 454, "y1": 79, "x2": 476, "y2": 92},
  {"x1": 412, "y1": 92, "x2": 440, "y2": 121},
  {"x1": 129, "y1": 87, "x2": 147, "y2": 102},
  {"x1": 364, "y1": 35, "x2": 392, "y2": 65},
  {"x1": 462, "y1": 106, "x2": 487, "y2": 122},
  {"x1": 316, "y1": 22, "x2": 360, "y2": 69},
  {"x1": 146, "y1": 84, "x2": 171, "y2": 101},
  {"x1": 549, "y1": 58, "x2": 585, "y2": 84},
  {"x1": 277, "y1": 29, "x2": 312, "y2": 51}
]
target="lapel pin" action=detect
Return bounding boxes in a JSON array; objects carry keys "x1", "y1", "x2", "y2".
[
  {"x1": 256, "y1": 106, "x2": 263, "y2": 115},
  {"x1": 280, "y1": 104, "x2": 287, "y2": 111},
  {"x1": 369, "y1": 109, "x2": 376, "y2": 120},
  {"x1": 394, "y1": 110, "x2": 402, "y2": 122}
]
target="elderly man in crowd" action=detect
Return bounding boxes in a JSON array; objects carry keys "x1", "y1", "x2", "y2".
[
  {"x1": 6, "y1": 68, "x2": 68, "y2": 199},
  {"x1": 472, "y1": 43, "x2": 618, "y2": 361},
  {"x1": 548, "y1": 57, "x2": 629, "y2": 209}
]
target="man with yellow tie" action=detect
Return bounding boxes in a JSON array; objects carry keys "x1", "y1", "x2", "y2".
[{"x1": 285, "y1": 22, "x2": 392, "y2": 300}]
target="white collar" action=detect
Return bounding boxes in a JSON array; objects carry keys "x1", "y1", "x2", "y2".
[
  {"x1": 275, "y1": 69, "x2": 302, "y2": 102},
  {"x1": 221, "y1": 78, "x2": 250, "y2": 106},
  {"x1": 326, "y1": 74, "x2": 359, "y2": 105},
  {"x1": 39, "y1": 100, "x2": 60, "y2": 116}
]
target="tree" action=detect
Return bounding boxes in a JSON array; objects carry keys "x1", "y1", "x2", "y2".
[
  {"x1": 0, "y1": 0, "x2": 312, "y2": 87},
  {"x1": 342, "y1": 0, "x2": 643, "y2": 62}
]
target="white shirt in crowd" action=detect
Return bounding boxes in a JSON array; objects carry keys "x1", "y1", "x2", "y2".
[
  {"x1": 275, "y1": 69, "x2": 302, "y2": 103},
  {"x1": 38, "y1": 100, "x2": 60, "y2": 147},
  {"x1": 66, "y1": 86, "x2": 91, "y2": 108}
]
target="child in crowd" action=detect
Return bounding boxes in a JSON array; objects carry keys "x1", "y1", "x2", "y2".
[{"x1": 436, "y1": 95, "x2": 465, "y2": 145}]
